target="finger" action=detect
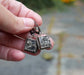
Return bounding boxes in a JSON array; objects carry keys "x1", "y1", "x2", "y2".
[
  {"x1": 0, "y1": 45, "x2": 25, "y2": 61},
  {"x1": 0, "y1": 32, "x2": 41, "y2": 56},
  {"x1": 0, "y1": 4, "x2": 34, "y2": 34},
  {"x1": 0, "y1": 32, "x2": 25, "y2": 50},
  {"x1": 47, "y1": 38, "x2": 54, "y2": 50},
  {"x1": 0, "y1": 0, "x2": 42, "y2": 25},
  {"x1": 0, "y1": 32, "x2": 54, "y2": 51}
]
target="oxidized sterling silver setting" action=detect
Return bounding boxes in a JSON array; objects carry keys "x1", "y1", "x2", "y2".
[
  {"x1": 24, "y1": 22, "x2": 52, "y2": 54},
  {"x1": 37, "y1": 36, "x2": 51, "y2": 50},
  {"x1": 24, "y1": 38, "x2": 37, "y2": 53}
]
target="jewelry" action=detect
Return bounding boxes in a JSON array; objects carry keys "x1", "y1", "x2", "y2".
[{"x1": 24, "y1": 22, "x2": 51, "y2": 54}]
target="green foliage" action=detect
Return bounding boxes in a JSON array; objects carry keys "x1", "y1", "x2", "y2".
[
  {"x1": 81, "y1": 0, "x2": 84, "y2": 2},
  {"x1": 17, "y1": 0, "x2": 55, "y2": 11},
  {"x1": 17, "y1": 0, "x2": 66, "y2": 13},
  {"x1": 53, "y1": 0, "x2": 65, "y2": 10}
]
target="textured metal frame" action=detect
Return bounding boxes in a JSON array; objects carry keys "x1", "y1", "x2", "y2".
[
  {"x1": 37, "y1": 36, "x2": 51, "y2": 50},
  {"x1": 24, "y1": 22, "x2": 51, "y2": 54},
  {"x1": 24, "y1": 38, "x2": 38, "y2": 53}
]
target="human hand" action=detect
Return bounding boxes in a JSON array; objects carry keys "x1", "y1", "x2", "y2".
[{"x1": 0, "y1": 0, "x2": 54, "y2": 61}]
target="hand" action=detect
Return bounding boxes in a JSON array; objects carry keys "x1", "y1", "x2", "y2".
[{"x1": 0, "y1": 0, "x2": 54, "y2": 61}]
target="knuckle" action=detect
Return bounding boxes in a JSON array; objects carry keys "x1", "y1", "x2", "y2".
[
  {"x1": 11, "y1": 17, "x2": 23, "y2": 34},
  {"x1": 10, "y1": 19, "x2": 20, "y2": 34},
  {"x1": 0, "y1": 0, "x2": 9, "y2": 8}
]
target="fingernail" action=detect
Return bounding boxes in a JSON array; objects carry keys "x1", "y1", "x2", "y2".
[{"x1": 22, "y1": 18, "x2": 34, "y2": 28}]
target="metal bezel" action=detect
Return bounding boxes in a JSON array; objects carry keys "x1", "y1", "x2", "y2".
[
  {"x1": 24, "y1": 38, "x2": 38, "y2": 53},
  {"x1": 37, "y1": 36, "x2": 51, "y2": 50}
]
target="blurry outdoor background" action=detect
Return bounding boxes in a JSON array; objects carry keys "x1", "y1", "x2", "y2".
[{"x1": 0, "y1": 0, "x2": 84, "y2": 75}]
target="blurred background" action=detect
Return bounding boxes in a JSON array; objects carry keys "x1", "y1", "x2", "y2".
[{"x1": 0, "y1": 0, "x2": 84, "y2": 75}]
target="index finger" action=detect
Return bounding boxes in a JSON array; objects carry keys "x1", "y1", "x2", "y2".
[{"x1": 1, "y1": 0, "x2": 42, "y2": 25}]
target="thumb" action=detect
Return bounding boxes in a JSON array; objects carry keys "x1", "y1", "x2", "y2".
[{"x1": 0, "y1": 4, "x2": 34, "y2": 34}]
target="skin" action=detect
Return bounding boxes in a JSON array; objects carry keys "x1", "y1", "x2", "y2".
[{"x1": 0, "y1": 0, "x2": 54, "y2": 61}]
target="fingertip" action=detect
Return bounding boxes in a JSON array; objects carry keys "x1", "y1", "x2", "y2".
[
  {"x1": 37, "y1": 14, "x2": 42, "y2": 26},
  {"x1": 14, "y1": 51, "x2": 25, "y2": 61},
  {"x1": 47, "y1": 38, "x2": 54, "y2": 50},
  {"x1": 50, "y1": 38, "x2": 54, "y2": 49},
  {"x1": 13, "y1": 17, "x2": 35, "y2": 34},
  {"x1": 34, "y1": 12, "x2": 42, "y2": 26},
  {"x1": 22, "y1": 18, "x2": 34, "y2": 28},
  {"x1": 27, "y1": 10, "x2": 42, "y2": 26},
  {"x1": 8, "y1": 50, "x2": 25, "y2": 61}
]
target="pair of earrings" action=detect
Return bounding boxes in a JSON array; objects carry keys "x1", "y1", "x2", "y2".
[{"x1": 24, "y1": 22, "x2": 51, "y2": 54}]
